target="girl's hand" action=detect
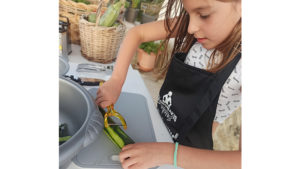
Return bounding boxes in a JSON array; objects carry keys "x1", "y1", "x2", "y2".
[
  {"x1": 95, "y1": 77, "x2": 122, "y2": 108},
  {"x1": 119, "y1": 142, "x2": 174, "y2": 169}
]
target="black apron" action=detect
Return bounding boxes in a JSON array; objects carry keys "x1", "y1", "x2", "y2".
[{"x1": 157, "y1": 52, "x2": 241, "y2": 150}]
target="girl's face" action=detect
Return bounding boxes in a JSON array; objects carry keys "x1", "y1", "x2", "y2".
[{"x1": 183, "y1": 0, "x2": 241, "y2": 49}]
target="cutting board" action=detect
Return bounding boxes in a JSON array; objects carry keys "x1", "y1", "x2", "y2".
[{"x1": 72, "y1": 88, "x2": 157, "y2": 168}]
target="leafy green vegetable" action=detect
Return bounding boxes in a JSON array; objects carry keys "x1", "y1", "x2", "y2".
[
  {"x1": 88, "y1": 13, "x2": 97, "y2": 23},
  {"x1": 125, "y1": 1, "x2": 130, "y2": 8},
  {"x1": 139, "y1": 41, "x2": 164, "y2": 54},
  {"x1": 99, "y1": 1, "x2": 124, "y2": 27},
  {"x1": 72, "y1": 0, "x2": 91, "y2": 5},
  {"x1": 131, "y1": 0, "x2": 140, "y2": 8}
]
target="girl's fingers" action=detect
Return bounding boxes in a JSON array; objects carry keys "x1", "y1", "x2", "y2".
[
  {"x1": 128, "y1": 163, "x2": 143, "y2": 169},
  {"x1": 119, "y1": 148, "x2": 136, "y2": 163},
  {"x1": 100, "y1": 101, "x2": 111, "y2": 108},
  {"x1": 95, "y1": 98, "x2": 104, "y2": 107},
  {"x1": 119, "y1": 151, "x2": 129, "y2": 163},
  {"x1": 97, "y1": 88, "x2": 103, "y2": 95},
  {"x1": 121, "y1": 156, "x2": 137, "y2": 169},
  {"x1": 95, "y1": 95, "x2": 104, "y2": 105},
  {"x1": 122, "y1": 144, "x2": 134, "y2": 151},
  {"x1": 97, "y1": 84, "x2": 105, "y2": 94},
  {"x1": 95, "y1": 97, "x2": 112, "y2": 108}
]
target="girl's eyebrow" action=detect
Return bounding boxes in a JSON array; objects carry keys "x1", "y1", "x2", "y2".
[{"x1": 192, "y1": 6, "x2": 211, "y2": 12}]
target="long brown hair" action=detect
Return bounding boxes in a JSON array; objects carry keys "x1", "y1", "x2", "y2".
[{"x1": 154, "y1": 0, "x2": 241, "y2": 79}]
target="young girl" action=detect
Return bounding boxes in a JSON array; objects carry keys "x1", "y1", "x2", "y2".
[{"x1": 96, "y1": 0, "x2": 241, "y2": 168}]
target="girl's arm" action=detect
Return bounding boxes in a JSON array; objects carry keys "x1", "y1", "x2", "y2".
[
  {"x1": 175, "y1": 144, "x2": 241, "y2": 169},
  {"x1": 171, "y1": 129, "x2": 242, "y2": 169},
  {"x1": 111, "y1": 19, "x2": 177, "y2": 85},
  {"x1": 96, "y1": 19, "x2": 178, "y2": 107},
  {"x1": 168, "y1": 129, "x2": 242, "y2": 169},
  {"x1": 120, "y1": 130, "x2": 242, "y2": 169}
]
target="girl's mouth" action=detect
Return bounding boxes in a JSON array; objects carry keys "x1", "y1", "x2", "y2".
[{"x1": 197, "y1": 38, "x2": 207, "y2": 43}]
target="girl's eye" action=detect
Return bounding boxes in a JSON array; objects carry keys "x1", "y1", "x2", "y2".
[{"x1": 200, "y1": 15, "x2": 210, "y2": 19}]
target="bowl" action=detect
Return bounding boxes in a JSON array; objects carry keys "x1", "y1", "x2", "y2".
[{"x1": 59, "y1": 77, "x2": 103, "y2": 169}]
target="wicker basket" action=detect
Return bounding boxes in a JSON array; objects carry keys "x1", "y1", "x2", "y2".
[
  {"x1": 79, "y1": 4, "x2": 126, "y2": 63},
  {"x1": 59, "y1": 0, "x2": 99, "y2": 44}
]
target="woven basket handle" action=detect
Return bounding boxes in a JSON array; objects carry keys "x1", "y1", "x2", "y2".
[{"x1": 95, "y1": 0, "x2": 104, "y2": 26}]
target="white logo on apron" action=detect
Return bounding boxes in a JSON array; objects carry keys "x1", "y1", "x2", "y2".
[
  {"x1": 158, "y1": 91, "x2": 177, "y2": 122},
  {"x1": 162, "y1": 91, "x2": 172, "y2": 109}
]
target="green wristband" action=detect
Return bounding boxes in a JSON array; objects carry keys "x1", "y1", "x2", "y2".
[{"x1": 173, "y1": 142, "x2": 179, "y2": 167}]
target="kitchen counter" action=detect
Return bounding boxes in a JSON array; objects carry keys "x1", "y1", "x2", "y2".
[{"x1": 64, "y1": 44, "x2": 180, "y2": 169}]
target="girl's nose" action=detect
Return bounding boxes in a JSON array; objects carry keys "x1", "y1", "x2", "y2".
[{"x1": 187, "y1": 16, "x2": 200, "y2": 34}]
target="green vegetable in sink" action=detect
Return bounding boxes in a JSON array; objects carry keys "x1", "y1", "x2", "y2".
[
  {"x1": 59, "y1": 136, "x2": 72, "y2": 142},
  {"x1": 98, "y1": 106, "x2": 135, "y2": 149},
  {"x1": 59, "y1": 123, "x2": 71, "y2": 145}
]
